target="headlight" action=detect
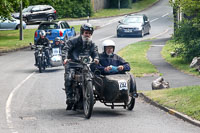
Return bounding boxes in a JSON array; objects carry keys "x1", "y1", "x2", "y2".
[
  {"x1": 138, "y1": 27, "x2": 142, "y2": 30},
  {"x1": 135, "y1": 27, "x2": 142, "y2": 31},
  {"x1": 117, "y1": 26, "x2": 123, "y2": 30}
]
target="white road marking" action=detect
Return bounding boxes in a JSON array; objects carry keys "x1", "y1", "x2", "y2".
[
  {"x1": 151, "y1": 45, "x2": 164, "y2": 47},
  {"x1": 150, "y1": 18, "x2": 159, "y2": 22},
  {"x1": 99, "y1": 35, "x2": 115, "y2": 41},
  {"x1": 162, "y1": 13, "x2": 169, "y2": 17},
  {"x1": 151, "y1": 29, "x2": 169, "y2": 39},
  {"x1": 6, "y1": 72, "x2": 35, "y2": 133},
  {"x1": 100, "y1": 17, "x2": 123, "y2": 27}
]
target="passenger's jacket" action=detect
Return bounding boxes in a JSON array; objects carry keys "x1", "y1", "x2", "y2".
[
  {"x1": 62, "y1": 35, "x2": 99, "y2": 61},
  {"x1": 96, "y1": 52, "x2": 130, "y2": 75},
  {"x1": 35, "y1": 37, "x2": 50, "y2": 47}
]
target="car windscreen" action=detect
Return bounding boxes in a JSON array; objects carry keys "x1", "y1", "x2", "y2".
[
  {"x1": 123, "y1": 16, "x2": 143, "y2": 24},
  {"x1": 38, "y1": 23, "x2": 59, "y2": 30},
  {"x1": 22, "y1": 6, "x2": 33, "y2": 13}
]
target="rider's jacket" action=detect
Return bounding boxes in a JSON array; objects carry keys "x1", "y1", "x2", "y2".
[
  {"x1": 35, "y1": 37, "x2": 50, "y2": 47},
  {"x1": 96, "y1": 52, "x2": 130, "y2": 75},
  {"x1": 52, "y1": 43, "x2": 63, "y2": 49},
  {"x1": 62, "y1": 35, "x2": 99, "y2": 61}
]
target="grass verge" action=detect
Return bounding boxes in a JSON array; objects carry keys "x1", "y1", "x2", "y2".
[
  {"x1": 118, "y1": 41, "x2": 158, "y2": 77},
  {"x1": 0, "y1": 29, "x2": 35, "y2": 52},
  {"x1": 0, "y1": 25, "x2": 81, "y2": 52},
  {"x1": 142, "y1": 86, "x2": 200, "y2": 121},
  {"x1": 161, "y1": 40, "x2": 199, "y2": 76}
]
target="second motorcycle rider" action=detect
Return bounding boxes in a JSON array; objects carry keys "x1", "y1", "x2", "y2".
[{"x1": 62, "y1": 23, "x2": 99, "y2": 108}]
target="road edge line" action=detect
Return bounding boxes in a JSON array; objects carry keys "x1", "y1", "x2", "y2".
[{"x1": 5, "y1": 72, "x2": 35, "y2": 133}]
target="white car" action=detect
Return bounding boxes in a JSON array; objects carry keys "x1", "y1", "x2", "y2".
[{"x1": 0, "y1": 17, "x2": 26, "y2": 30}]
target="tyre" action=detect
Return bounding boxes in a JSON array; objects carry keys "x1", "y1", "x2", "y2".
[
  {"x1": 42, "y1": 56, "x2": 46, "y2": 70},
  {"x1": 117, "y1": 33, "x2": 121, "y2": 37},
  {"x1": 15, "y1": 25, "x2": 20, "y2": 30},
  {"x1": 83, "y1": 81, "x2": 94, "y2": 119},
  {"x1": 38, "y1": 57, "x2": 42, "y2": 73},
  {"x1": 47, "y1": 16, "x2": 54, "y2": 22},
  {"x1": 23, "y1": 18, "x2": 28, "y2": 23},
  {"x1": 126, "y1": 96, "x2": 135, "y2": 110},
  {"x1": 140, "y1": 30, "x2": 144, "y2": 37}
]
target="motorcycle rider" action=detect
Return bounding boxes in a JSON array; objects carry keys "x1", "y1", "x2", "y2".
[
  {"x1": 34, "y1": 30, "x2": 51, "y2": 66},
  {"x1": 94, "y1": 39, "x2": 138, "y2": 97},
  {"x1": 52, "y1": 37, "x2": 64, "y2": 49},
  {"x1": 62, "y1": 23, "x2": 99, "y2": 107}
]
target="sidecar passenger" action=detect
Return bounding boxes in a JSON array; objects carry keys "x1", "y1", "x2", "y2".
[{"x1": 92, "y1": 39, "x2": 138, "y2": 99}]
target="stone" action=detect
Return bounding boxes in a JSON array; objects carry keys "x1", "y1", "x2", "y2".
[{"x1": 152, "y1": 77, "x2": 170, "y2": 90}]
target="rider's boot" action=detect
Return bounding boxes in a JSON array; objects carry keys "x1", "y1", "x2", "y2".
[
  {"x1": 65, "y1": 85, "x2": 75, "y2": 110},
  {"x1": 66, "y1": 93, "x2": 75, "y2": 110}
]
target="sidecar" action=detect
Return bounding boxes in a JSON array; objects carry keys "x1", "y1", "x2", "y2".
[
  {"x1": 49, "y1": 47, "x2": 63, "y2": 67},
  {"x1": 93, "y1": 73, "x2": 136, "y2": 110}
]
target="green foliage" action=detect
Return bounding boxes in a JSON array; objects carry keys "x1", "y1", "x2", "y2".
[
  {"x1": 170, "y1": 0, "x2": 200, "y2": 62},
  {"x1": 118, "y1": 41, "x2": 158, "y2": 77},
  {"x1": 173, "y1": 20, "x2": 200, "y2": 61},
  {"x1": 143, "y1": 86, "x2": 200, "y2": 121},
  {"x1": 0, "y1": 0, "x2": 28, "y2": 18},
  {"x1": 28, "y1": 0, "x2": 93, "y2": 18},
  {"x1": 161, "y1": 40, "x2": 199, "y2": 76},
  {"x1": 110, "y1": 0, "x2": 132, "y2": 8},
  {"x1": 0, "y1": 29, "x2": 36, "y2": 51}
]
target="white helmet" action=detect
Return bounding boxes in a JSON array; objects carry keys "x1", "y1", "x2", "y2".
[
  {"x1": 102, "y1": 39, "x2": 116, "y2": 53},
  {"x1": 39, "y1": 30, "x2": 46, "y2": 37}
]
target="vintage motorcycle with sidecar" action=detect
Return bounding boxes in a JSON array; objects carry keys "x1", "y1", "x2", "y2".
[
  {"x1": 64, "y1": 55, "x2": 137, "y2": 119},
  {"x1": 32, "y1": 43, "x2": 63, "y2": 73}
]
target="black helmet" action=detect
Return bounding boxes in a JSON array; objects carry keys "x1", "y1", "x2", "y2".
[
  {"x1": 55, "y1": 37, "x2": 60, "y2": 42},
  {"x1": 80, "y1": 23, "x2": 94, "y2": 35}
]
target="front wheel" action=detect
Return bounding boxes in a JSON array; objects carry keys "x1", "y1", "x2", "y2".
[
  {"x1": 140, "y1": 30, "x2": 144, "y2": 37},
  {"x1": 38, "y1": 57, "x2": 42, "y2": 73},
  {"x1": 83, "y1": 81, "x2": 94, "y2": 119},
  {"x1": 47, "y1": 16, "x2": 54, "y2": 22},
  {"x1": 126, "y1": 96, "x2": 135, "y2": 110}
]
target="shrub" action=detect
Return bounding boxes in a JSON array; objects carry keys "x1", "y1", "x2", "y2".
[
  {"x1": 109, "y1": 0, "x2": 132, "y2": 8},
  {"x1": 173, "y1": 20, "x2": 200, "y2": 61}
]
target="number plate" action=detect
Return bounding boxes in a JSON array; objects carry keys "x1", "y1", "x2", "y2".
[
  {"x1": 118, "y1": 80, "x2": 128, "y2": 90},
  {"x1": 124, "y1": 29, "x2": 132, "y2": 32},
  {"x1": 52, "y1": 48, "x2": 60, "y2": 55}
]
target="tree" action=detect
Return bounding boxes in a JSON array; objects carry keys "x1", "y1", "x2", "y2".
[
  {"x1": 170, "y1": 0, "x2": 200, "y2": 61},
  {"x1": 0, "y1": 0, "x2": 28, "y2": 19}
]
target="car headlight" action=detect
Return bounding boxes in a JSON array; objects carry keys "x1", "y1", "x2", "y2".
[
  {"x1": 117, "y1": 26, "x2": 123, "y2": 30},
  {"x1": 135, "y1": 27, "x2": 142, "y2": 31}
]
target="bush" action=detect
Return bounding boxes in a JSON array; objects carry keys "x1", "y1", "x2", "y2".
[
  {"x1": 54, "y1": 0, "x2": 93, "y2": 18},
  {"x1": 173, "y1": 20, "x2": 200, "y2": 61},
  {"x1": 110, "y1": 0, "x2": 132, "y2": 8},
  {"x1": 29, "y1": 0, "x2": 93, "y2": 18}
]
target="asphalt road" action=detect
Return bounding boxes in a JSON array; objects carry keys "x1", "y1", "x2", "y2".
[{"x1": 1, "y1": 0, "x2": 200, "y2": 133}]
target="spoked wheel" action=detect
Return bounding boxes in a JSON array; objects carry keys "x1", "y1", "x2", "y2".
[
  {"x1": 38, "y1": 57, "x2": 42, "y2": 73},
  {"x1": 83, "y1": 81, "x2": 94, "y2": 119},
  {"x1": 42, "y1": 56, "x2": 46, "y2": 71},
  {"x1": 126, "y1": 95, "x2": 135, "y2": 110}
]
